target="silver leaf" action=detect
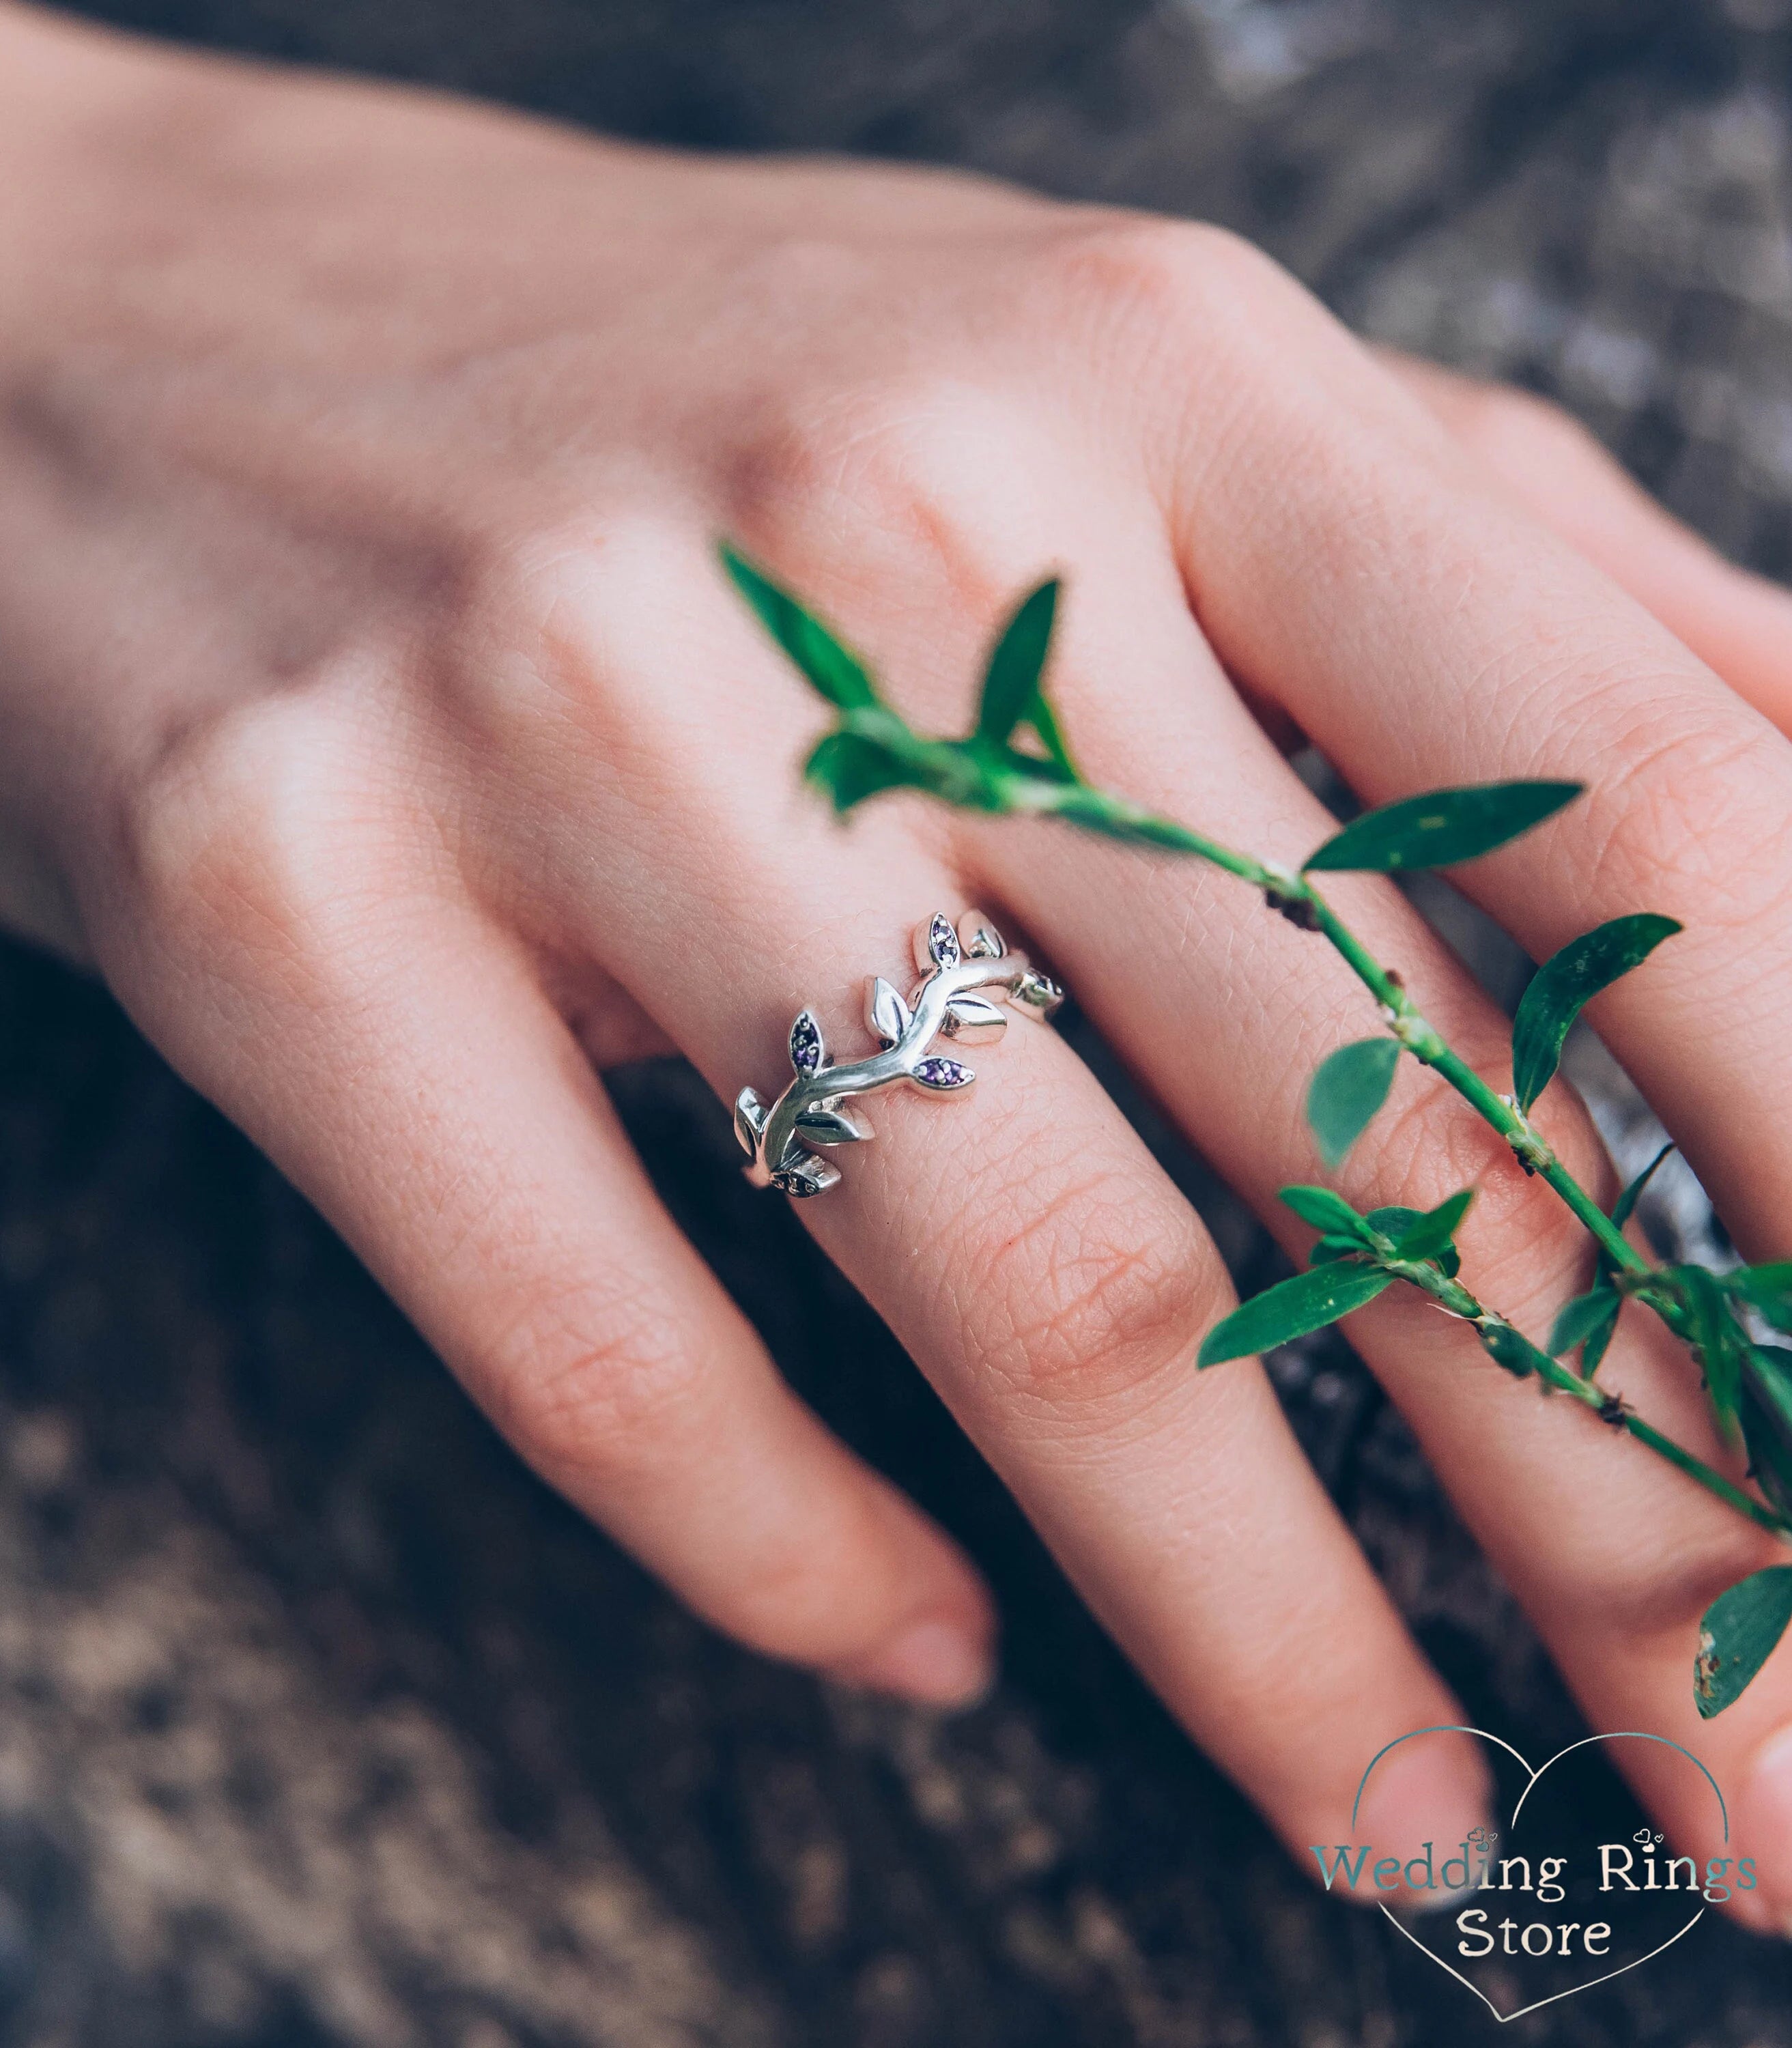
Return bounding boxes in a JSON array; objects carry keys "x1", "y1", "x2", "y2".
[
  {"x1": 942, "y1": 993, "x2": 1008, "y2": 1044},
  {"x1": 1012, "y1": 969, "x2": 1064, "y2": 1019},
  {"x1": 733, "y1": 1086, "x2": 767, "y2": 1157},
  {"x1": 960, "y1": 911, "x2": 1006, "y2": 958},
  {"x1": 866, "y1": 975, "x2": 911, "y2": 1048},
  {"x1": 795, "y1": 1104, "x2": 872, "y2": 1146}
]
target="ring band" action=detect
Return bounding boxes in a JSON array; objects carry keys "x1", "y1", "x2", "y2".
[{"x1": 735, "y1": 911, "x2": 1065, "y2": 1196}]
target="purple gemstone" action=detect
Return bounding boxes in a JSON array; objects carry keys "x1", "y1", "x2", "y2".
[
  {"x1": 927, "y1": 913, "x2": 961, "y2": 968},
  {"x1": 914, "y1": 1057, "x2": 972, "y2": 1090},
  {"x1": 789, "y1": 1012, "x2": 823, "y2": 1074}
]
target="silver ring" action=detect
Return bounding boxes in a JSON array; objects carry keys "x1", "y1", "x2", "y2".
[{"x1": 734, "y1": 911, "x2": 1065, "y2": 1197}]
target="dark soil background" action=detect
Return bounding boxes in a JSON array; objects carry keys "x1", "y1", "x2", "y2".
[{"x1": 8, "y1": 1, "x2": 1792, "y2": 2042}]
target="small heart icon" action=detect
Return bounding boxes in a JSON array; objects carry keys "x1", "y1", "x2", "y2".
[{"x1": 1352, "y1": 1726, "x2": 1729, "y2": 2024}]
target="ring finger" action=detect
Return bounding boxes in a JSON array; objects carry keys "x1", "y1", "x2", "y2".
[{"x1": 472, "y1": 514, "x2": 1496, "y2": 1890}]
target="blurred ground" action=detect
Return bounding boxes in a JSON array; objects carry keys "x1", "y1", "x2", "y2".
[{"x1": 8, "y1": 1, "x2": 1792, "y2": 2041}]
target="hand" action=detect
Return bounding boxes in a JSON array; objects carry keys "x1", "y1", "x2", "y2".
[{"x1": 5, "y1": 3, "x2": 1791, "y2": 1928}]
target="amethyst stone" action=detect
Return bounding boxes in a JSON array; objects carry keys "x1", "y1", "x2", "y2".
[
  {"x1": 788, "y1": 1010, "x2": 823, "y2": 1075},
  {"x1": 913, "y1": 1057, "x2": 972, "y2": 1090}
]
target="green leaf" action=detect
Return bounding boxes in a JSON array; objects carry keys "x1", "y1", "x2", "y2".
[
  {"x1": 1729, "y1": 1262, "x2": 1792, "y2": 1337},
  {"x1": 1279, "y1": 1185, "x2": 1374, "y2": 1242},
  {"x1": 1479, "y1": 1320, "x2": 1547, "y2": 1379},
  {"x1": 803, "y1": 730, "x2": 917, "y2": 812},
  {"x1": 1611, "y1": 1142, "x2": 1675, "y2": 1233},
  {"x1": 720, "y1": 543, "x2": 879, "y2": 710},
  {"x1": 1580, "y1": 1143, "x2": 1675, "y2": 1376},
  {"x1": 1733, "y1": 1260, "x2": 1792, "y2": 1298},
  {"x1": 1021, "y1": 692, "x2": 1079, "y2": 783},
  {"x1": 1198, "y1": 1263, "x2": 1396, "y2": 1367},
  {"x1": 1306, "y1": 1038, "x2": 1400, "y2": 1169},
  {"x1": 1364, "y1": 1204, "x2": 1462, "y2": 1275},
  {"x1": 1578, "y1": 1298, "x2": 1619, "y2": 1377},
  {"x1": 1741, "y1": 1345, "x2": 1792, "y2": 1518},
  {"x1": 1309, "y1": 1233, "x2": 1368, "y2": 1264},
  {"x1": 978, "y1": 580, "x2": 1063, "y2": 756},
  {"x1": 1510, "y1": 914, "x2": 1682, "y2": 1112},
  {"x1": 1391, "y1": 1188, "x2": 1475, "y2": 1263},
  {"x1": 1303, "y1": 780, "x2": 1583, "y2": 874},
  {"x1": 1666, "y1": 1265, "x2": 1746, "y2": 1441},
  {"x1": 1365, "y1": 1206, "x2": 1422, "y2": 1238},
  {"x1": 1576, "y1": 1306, "x2": 1622, "y2": 1378},
  {"x1": 1697, "y1": 1566, "x2": 1792, "y2": 1718},
  {"x1": 1548, "y1": 1287, "x2": 1621, "y2": 1360}
]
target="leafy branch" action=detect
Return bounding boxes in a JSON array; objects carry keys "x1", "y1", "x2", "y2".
[{"x1": 721, "y1": 542, "x2": 1792, "y2": 1716}]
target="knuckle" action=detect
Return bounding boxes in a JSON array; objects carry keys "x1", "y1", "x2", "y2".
[
  {"x1": 1575, "y1": 702, "x2": 1791, "y2": 932},
  {"x1": 1041, "y1": 215, "x2": 1264, "y2": 311},
  {"x1": 961, "y1": 1166, "x2": 1218, "y2": 1411},
  {"x1": 113, "y1": 680, "x2": 396, "y2": 979},
  {"x1": 485, "y1": 1286, "x2": 707, "y2": 1482},
  {"x1": 429, "y1": 509, "x2": 726, "y2": 814},
  {"x1": 1034, "y1": 215, "x2": 1307, "y2": 358},
  {"x1": 436, "y1": 511, "x2": 636, "y2": 720},
  {"x1": 1343, "y1": 1053, "x2": 1612, "y2": 1313},
  {"x1": 730, "y1": 373, "x2": 1001, "y2": 552},
  {"x1": 1442, "y1": 377, "x2": 1598, "y2": 470},
  {"x1": 1349, "y1": 1061, "x2": 1524, "y2": 1221}
]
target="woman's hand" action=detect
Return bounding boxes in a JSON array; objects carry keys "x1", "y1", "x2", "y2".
[{"x1": 5, "y1": 3, "x2": 1792, "y2": 1928}]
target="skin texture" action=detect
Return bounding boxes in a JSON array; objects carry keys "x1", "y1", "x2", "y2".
[{"x1": 4, "y1": 0, "x2": 1792, "y2": 1932}]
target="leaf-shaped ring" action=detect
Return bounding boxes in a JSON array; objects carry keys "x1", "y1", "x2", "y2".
[{"x1": 733, "y1": 911, "x2": 1065, "y2": 1196}]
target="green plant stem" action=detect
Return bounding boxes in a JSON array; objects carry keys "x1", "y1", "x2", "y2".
[
  {"x1": 1623, "y1": 1412, "x2": 1783, "y2": 1531},
  {"x1": 813, "y1": 716, "x2": 1790, "y2": 1539},
  {"x1": 1028, "y1": 773, "x2": 1649, "y2": 1281},
  {"x1": 1299, "y1": 888, "x2": 1648, "y2": 1277},
  {"x1": 1006, "y1": 757, "x2": 1788, "y2": 1539},
  {"x1": 1378, "y1": 1256, "x2": 1785, "y2": 1534},
  {"x1": 1027, "y1": 777, "x2": 1277, "y2": 885}
]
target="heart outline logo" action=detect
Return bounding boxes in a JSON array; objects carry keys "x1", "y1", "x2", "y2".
[{"x1": 1352, "y1": 1725, "x2": 1728, "y2": 2025}]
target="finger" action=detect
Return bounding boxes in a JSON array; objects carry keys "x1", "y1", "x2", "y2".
[
  {"x1": 1133, "y1": 242, "x2": 1792, "y2": 1915},
  {"x1": 1167, "y1": 251, "x2": 1792, "y2": 1305},
  {"x1": 1380, "y1": 349, "x2": 1792, "y2": 737},
  {"x1": 85, "y1": 699, "x2": 995, "y2": 1705},
  {"x1": 480, "y1": 524, "x2": 1496, "y2": 1890},
  {"x1": 948, "y1": 522, "x2": 1791, "y2": 1926}
]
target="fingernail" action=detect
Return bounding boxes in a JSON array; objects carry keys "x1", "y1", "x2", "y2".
[
  {"x1": 1350, "y1": 1735, "x2": 1496, "y2": 1917},
  {"x1": 1741, "y1": 1727, "x2": 1792, "y2": 1936},
  {"x1": 829, "y1": 1618, "x2": 995, "y2": 1709}
]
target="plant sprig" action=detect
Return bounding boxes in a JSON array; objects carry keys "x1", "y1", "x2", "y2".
[{"x1": 722, "y1": 542, "x2": 1792, "y2": 1716}]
